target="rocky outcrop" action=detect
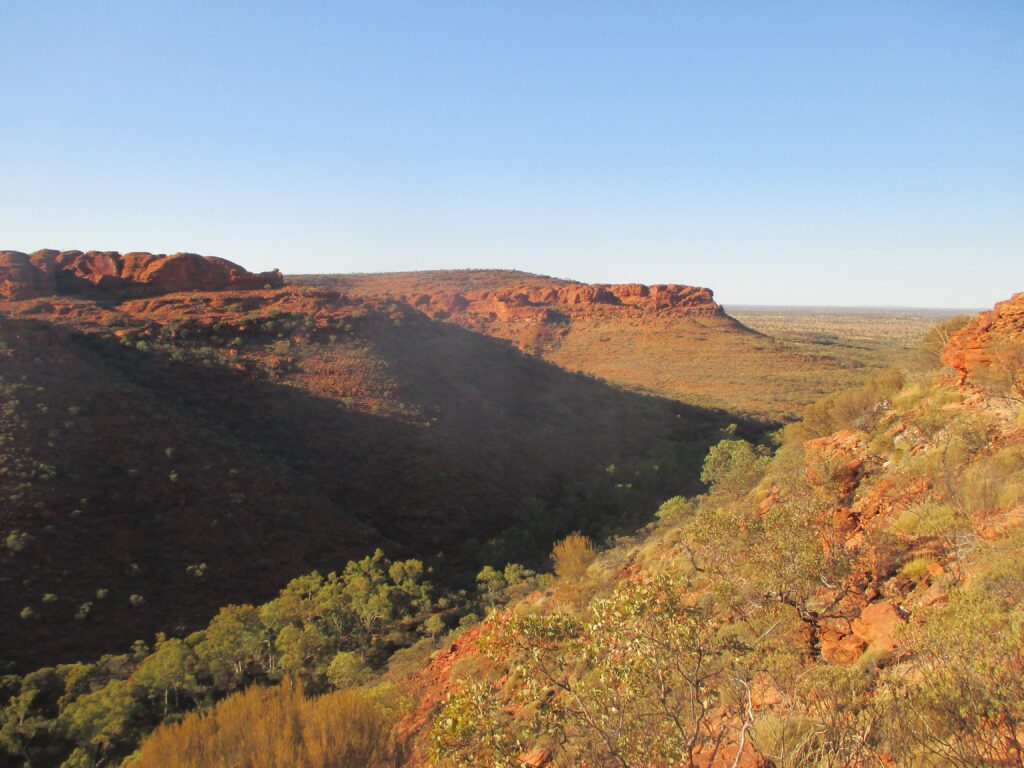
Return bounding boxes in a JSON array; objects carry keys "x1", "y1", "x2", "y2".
[
  {"x1": 0, "y1": 251, "x2": 57, "y2": 300},
  {"x1": 851, "y1": 600, "x2": 904, "y2": 651},
  {"x1": 389, "y1": 281, "x2": 722, "y2": 321},
  {"x1": 0, "y1": 250, "x2": 283, "y2": 300},
  {"x1": 942, "y1": 292, "x2": 1024, "y2": 385}
]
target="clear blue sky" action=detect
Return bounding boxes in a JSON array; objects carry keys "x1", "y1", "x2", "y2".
[{"x1": 2, "y1": 2, "x2": 1021, "y2": 307}]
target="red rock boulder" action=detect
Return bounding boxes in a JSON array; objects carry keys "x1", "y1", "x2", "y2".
[{"x1": 851, "y1": 601, "x2": 904, "y2": 651}]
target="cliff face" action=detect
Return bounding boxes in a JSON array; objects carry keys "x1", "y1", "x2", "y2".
[
  {"x1": 371, "y1": 280, "x2": 722, "y2": 321},
  {"x1": 0, "y1": 250, "x2": 283, "y2": 300},
  {"x1": 942, "y1": 292, "x2": 1024, "y2": 385},
  {"x1": 0, "y1": 251, "x2": 58, "y2": 299}
]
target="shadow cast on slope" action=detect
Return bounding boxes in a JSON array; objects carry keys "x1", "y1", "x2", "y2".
[{"x1": 0, "y1": 312, "x2": 756, "y2": 669}]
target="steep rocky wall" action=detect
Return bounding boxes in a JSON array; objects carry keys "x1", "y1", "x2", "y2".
[
  {"x1": 388, "y1": 281, "x2": 722, "y2": 321},
  {"x1": 0, "y1": 249, "x2": 283, "y2": 300}
]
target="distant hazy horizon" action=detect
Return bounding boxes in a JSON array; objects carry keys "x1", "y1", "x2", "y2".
[{"x1": 2, "y1": 2, "x2": 1021, "y2": 308}]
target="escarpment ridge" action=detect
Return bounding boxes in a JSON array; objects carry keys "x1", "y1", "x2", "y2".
[
  {"x1": 0, "y1": 249, "x2": 283, "y2": 300},
  {"x1": 303, "y1": 271, "x2": 724, "y2": 321},
  {"x1": 377, "y1": 281, "x2": 721, "y2": 319},
  {"x1": 0, "y1": 258, "x2": 901, "y2": 421}
]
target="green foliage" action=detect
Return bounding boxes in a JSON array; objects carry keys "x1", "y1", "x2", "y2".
[
  {"x1": 434, "y1": 577, "x2": 751, "y2": 767},
  {"x1": 654, "y1": 494, "x2": 695, "y2": 522},
  {"x1": 475, "y1": 563, "x2": 537, "y2": 611},
  {"x1": 754, "y1": 665, "x2": 879, "y2": 767},
  {"x1": 133, "y1": 638, "x2": 200, "y2": 716},
  {"x1": 700, "y1": 437, "x2": 770, "y2": 493},
  {"x1": 897, "y1": 556, "x2": 934, "y2": 583},
  {"x1": 431, "y1": 677, "x2": 523, "y2": 767},
  {"x1": 422, "y1": 614, "x2": 446, "y2": 642},
  {"x1": 5, "y1": 530, "x2": 31, "y2": 553},
  {"x1": 193, "y1": 604, "x2": 265, "y2": 691},
  {"x1": 891, "y1": 501, "x2": 955, "y2": 537},
  {"x1": 326, "y1": 651, "x2": 372, "y2": 690},
  {"x1": 58, "y1": 680, "x2": 143, "y2": 762},
  {"x1": 881, "y1": 590, "x2": 1024, "y2": 767},
  {"x1": 475, "y1": 566, "x2": 506, "y2": 610},
  {"x1": 691, "y1": 460, "x2": 849, "y2": 623},
  {"x1": 0, "y1": 547, "x2": 439, "y2": 767},
  {"x1": 786, "y1": 368, "x2": 904, "y2": 442}
]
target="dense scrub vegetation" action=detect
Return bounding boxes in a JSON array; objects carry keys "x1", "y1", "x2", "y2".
[
  {"x1": 0, "y1": 550, "x2": 440, "y2": 766},
  {"x1": 0, "y1": 303, "x2": 732, "y2": 670},
  {"x1": 4, "y1": 305, "x2": 1021, "y2": 767}
]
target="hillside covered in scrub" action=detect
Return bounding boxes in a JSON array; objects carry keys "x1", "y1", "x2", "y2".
[
  {"x1": 1, "y1": 253, "x2": 744, "y2": 670},
  {"x1": 421, "y1": 297, "x2": 1024, "y2": 768},
  {"x1": 1, "y1": 282, "x2": 1021, "y2": 766},
  {"x1": 2, "y1": 252, "x2": 924, "y2": 673}
]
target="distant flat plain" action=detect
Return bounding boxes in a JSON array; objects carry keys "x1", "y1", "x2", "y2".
[
  {"x1": 727, "y1": 305, "x2": 971, "y2": 368},
  {"x1": 694, "y1": 305, "x2": 972, "y2": 420}
]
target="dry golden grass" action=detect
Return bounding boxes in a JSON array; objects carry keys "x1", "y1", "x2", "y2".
[
  {"x1": 130, "y1": 679, "x2": 400, "y2": 768},
  {"x1": 547, "y1": 307, "x2": 966, "y2": 422}
]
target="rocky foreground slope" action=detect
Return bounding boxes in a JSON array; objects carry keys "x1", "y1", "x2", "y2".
[
  {"x1": 402, "y1": 295, "x2": 1024, "y2": 767},
  {"x1": 942, "y1": 290, "x2": 1024, "y2": 387}
]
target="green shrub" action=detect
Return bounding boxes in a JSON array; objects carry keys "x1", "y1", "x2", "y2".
[
  {"x1": 700, "y1": 438, "x2": 770, "y2": 493},
  {"x1": 899, "y1": 557, "x2": 934, "y2": 583},
  {"x1": 787, "y1": 368, "x2": 905, "y2": 441},
  {"x1": 891, "y1": 502, "x2": 955, "y2": 537},
  {"x1": 327, "y1": 651, "x2": 371, "y2": 690}
]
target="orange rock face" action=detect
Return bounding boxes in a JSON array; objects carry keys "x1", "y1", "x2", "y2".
[
  {"x1": 0, "y1": 251, "x2": 57, "y2": 299},
  {"x1": 851, "y1": 600, "x2": 904, "y2": 651},
  {"x1": 0, "y1": 249, "x2": 283, "y2": 300},
  {"x1": 370, "y1": 279, "x2": 721, "y2": 320},
  {"x1": 942, "y1": 292, "x2": 1024, "y2": 384},
  {"x1": 820, "y1": 631, "x2": 868, "y2": 664}
]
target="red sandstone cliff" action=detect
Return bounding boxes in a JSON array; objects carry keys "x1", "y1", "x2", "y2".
[
  {"x1": 387, "y1": 280, "x2": 722, "y2": 320},
  {"x1": 0, "y1": 249, "x2": 283, "y2": 300}
]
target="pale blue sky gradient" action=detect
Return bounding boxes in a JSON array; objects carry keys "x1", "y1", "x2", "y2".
[{"x1": 1, "y1": 1, "x2": 1021, "y2": 307}]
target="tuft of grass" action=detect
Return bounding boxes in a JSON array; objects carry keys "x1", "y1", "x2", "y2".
[
  {"x1": 899, "y1": 557, "x2": 935, "y2": 583},
  {"x1": 892, "y1": 502, "x2": 955, "y2": 537}
]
